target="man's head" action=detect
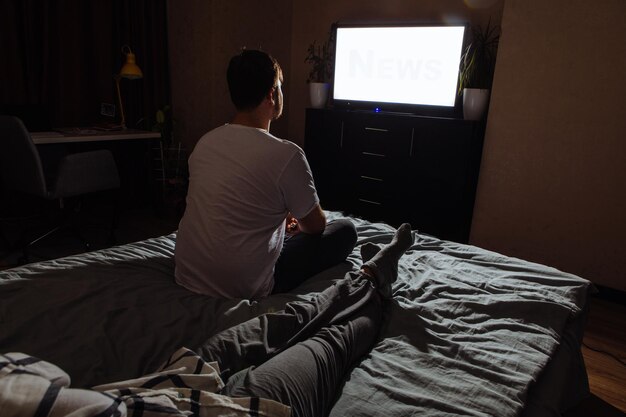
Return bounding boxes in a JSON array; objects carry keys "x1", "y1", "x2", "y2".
[{"x1": 227, "y1": 50, "x2": 283, "y2": 118}]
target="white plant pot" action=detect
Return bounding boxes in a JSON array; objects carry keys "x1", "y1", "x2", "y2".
[
  {"x1": 309, "y1": 82, "x2": 330, "y2": 108},
  {"x1": 463, "y1": 88, "x2": 490, "y2": 120}
]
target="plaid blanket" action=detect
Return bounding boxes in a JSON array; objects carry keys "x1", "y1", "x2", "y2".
[{"x1": 0, "y1": 347, "x2": 291, "y2": 417}]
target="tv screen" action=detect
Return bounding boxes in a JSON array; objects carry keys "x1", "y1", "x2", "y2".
[{"x1": 332, "y1": 24, "x2": 466, "y2": 115}]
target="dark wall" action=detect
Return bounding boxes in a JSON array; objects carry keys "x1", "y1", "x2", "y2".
[{"x1": 0, "y1": 0, "x2": 170, "y2": 130}]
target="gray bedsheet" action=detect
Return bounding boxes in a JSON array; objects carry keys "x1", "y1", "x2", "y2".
[{"x1": 0, "y1": 212, "x2": 592, "y2": 416}]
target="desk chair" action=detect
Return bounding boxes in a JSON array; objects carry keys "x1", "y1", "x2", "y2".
[{"x1": 0, "y1": 115, "x2": 120, "y2": 263}]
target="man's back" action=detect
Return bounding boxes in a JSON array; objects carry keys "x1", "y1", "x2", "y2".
[{"x1": 175, "y1": 124, "x2": 319, "y2": 299}]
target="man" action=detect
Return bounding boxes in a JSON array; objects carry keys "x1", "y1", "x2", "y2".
[{"x1": 175, "y1": 50, "x2": 357, "y2": 299}]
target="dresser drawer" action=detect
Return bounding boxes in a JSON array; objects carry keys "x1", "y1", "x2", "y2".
[
  {"x1": 343, "y1": 117, "x2": 413, "y2": 158},
  {"x1": 354, "y1": 150, "x2": 410, "y2": 181},
  {"x1": 354, "y1": 198, "x2": 385, "y2": 218},
  {"x1": 350, "y1": 192, "x2": 405, "y2": 226},
  {"x1": 352, "y1": 174, "x2": 405, "y2": 213},
  {"x1": 355, "y1": 174, "x2": 388, "y2": 203},
  {"x1": 355, "y1": 152, "x2": 392, "y2": 179}
]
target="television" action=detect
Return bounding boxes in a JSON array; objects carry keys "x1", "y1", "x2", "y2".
[{"x1": 331, "y1": 23, "x2": 466, "y2": 117}]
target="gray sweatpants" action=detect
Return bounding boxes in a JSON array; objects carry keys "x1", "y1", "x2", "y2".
[{"x1": 197, "y1": 271, "x2": 383, "y2": 417}]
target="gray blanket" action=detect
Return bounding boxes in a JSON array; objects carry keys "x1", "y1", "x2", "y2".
[{"x1": 0, "y1": 212, "x2": 592, "y2": 416}]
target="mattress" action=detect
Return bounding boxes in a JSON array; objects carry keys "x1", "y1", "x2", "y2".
[{"x1": 0, "y1": 212, "x2": 593, "y2": 416}]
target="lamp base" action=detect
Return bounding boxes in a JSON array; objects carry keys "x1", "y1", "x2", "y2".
[
  {"x1": 114, "y1": 76, "x2": 128, "y2": 130},
  {"x1": 92, "y1": 123, "x2": 126, "y2": 132}
]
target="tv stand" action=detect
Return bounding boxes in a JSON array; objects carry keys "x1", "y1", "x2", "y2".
[
  {"x1": 370, "y1": 109, "x2": 415, "y2": 116},
  {"x1": 343, "y1": 106, "x2": 462, "y2": 119},
  {"x1": 304, "y1": 108, "x2": 484, "y2": 243}
]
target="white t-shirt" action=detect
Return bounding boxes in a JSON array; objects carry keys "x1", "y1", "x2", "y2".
[{"x1": 175, "y1": 124, "x2": 319, "y2": 299}]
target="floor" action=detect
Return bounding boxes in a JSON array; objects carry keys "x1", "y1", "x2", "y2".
[
  {"x1": 568, "y1": 297, "x2": 626, "y2": 416},
  {"x1": 1, "y1": 207, "x2": 625, "y2": 415}
]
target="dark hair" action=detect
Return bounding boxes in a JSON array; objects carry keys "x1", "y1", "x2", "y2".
[{"x1": 227, "y1": 50, "x2": 283, "y2": 111}]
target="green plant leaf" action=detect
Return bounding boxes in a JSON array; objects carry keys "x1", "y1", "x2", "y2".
[
  {"x1": 458, "y1": 20, "x2": 500, "y2": 93},
  {"x1": 305, "y1": 24, "x2": 336, "y2": 83}
]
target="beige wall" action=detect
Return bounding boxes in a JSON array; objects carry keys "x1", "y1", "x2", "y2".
[
  {"x1": 168, "y1": 0, "x2": 502, "y2": 149},
  {"x1": 168, "y1": 0, "x2": 293, "y2": 151},
  {"x1": 168, "y1": 0, "x2": 626, "y2": 291},
  {"x1": 471, "y1": 0, "x2": 626, "y2": 290},
  {"x1": 288, "y1": 0, "x2": 503, "y2": 147}
]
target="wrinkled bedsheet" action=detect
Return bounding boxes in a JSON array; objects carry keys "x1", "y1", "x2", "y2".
[{"x1": 0, "y1": 212, "x2": 592, "y2": 416}]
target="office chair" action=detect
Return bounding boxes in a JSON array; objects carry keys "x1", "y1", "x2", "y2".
[{"x1": 0, "y1": 115, "x2": 121, "y2": 263}]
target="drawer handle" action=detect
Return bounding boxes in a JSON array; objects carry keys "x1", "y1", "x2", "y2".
[
  {"x1": 365, "y1": 127, "x2": 389, "y2": 132},
  {"x1": 358, "y1": 198, "x2": 382, "y2": 206},
  {"x1": 360, "y1": 175, "x2": 383, "y2": 182},
  {"x1": 410, "y1": 128, "x2": 415, "y2": 157},
  {"x1": 362, "y1": 151, "x2": 385, "y2": 158}
]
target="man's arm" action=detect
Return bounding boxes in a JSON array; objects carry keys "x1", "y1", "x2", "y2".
[{"x1": 296, "y1": 204, "x2": 326, "y2": 234}]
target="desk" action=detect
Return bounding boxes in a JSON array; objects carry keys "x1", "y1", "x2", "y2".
[
  {"x1": 32, "y1": 129, "x2": 162, "y2": 208},
  {"x1": 30, "y1": 129, "x2": 161, "y2": 145}
]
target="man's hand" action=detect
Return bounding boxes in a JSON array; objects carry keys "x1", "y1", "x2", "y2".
[
  {"x1": 285, "y1": 214, "x2": 299, "y2": 234},
  {"x1": 295, "y1": 204, "x2": 326, "y2": 235}
]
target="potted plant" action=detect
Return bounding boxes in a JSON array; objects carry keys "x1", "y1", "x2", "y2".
[
  {"x1": 305, "y1": 28, "x2": 335, "y2": 108},
  {"x1": 458, "y1": 21, "x2": 500, "y2": 120}
]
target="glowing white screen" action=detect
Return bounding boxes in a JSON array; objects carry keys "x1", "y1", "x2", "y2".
[{"x1": 333, "y1": 26, "x2": 465, "y2": 107}]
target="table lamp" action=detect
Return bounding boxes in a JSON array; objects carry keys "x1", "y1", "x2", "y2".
[{"x1": 115, "y1": 45, "x2": 143, "y2": 130}]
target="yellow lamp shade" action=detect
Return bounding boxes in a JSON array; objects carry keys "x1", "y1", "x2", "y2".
[{"x1": 120, "y1": 51, "x2": 143, "y2": 79}]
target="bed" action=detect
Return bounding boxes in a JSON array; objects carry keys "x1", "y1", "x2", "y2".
[{"x1": 0, "y1": 211, "x2": 593, "y2": 416}]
